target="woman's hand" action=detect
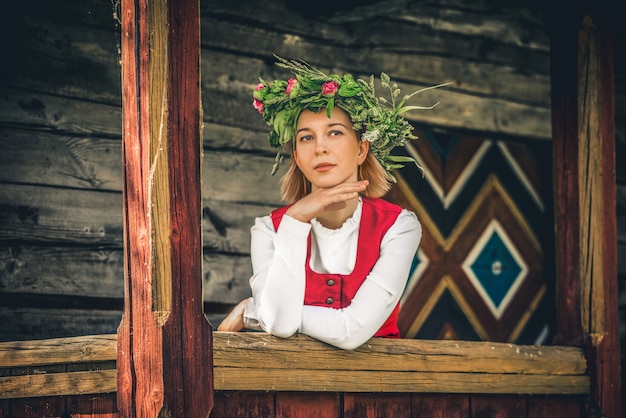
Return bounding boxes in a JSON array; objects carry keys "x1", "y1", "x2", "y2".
[
  {"x1": 286, "y1": 180, "x2": 368, "y2": 224},
  {"x1": 217, "y1": 298, "x2": 249, "y2": 332}
]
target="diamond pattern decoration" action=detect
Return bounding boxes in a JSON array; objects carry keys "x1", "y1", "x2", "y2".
[
  {"x1": 462, "y1": 220, "x2": 528, "y2": 319},
  {"x1": 390, "y1": 127, "x2": 554, "y2": 344}
]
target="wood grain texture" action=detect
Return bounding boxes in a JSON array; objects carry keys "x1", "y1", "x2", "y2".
[
  {"x1": 116, "y1": 0, "x2": 213, "y2": 416},
  {"x1": 576, "y1": 13, "x2": 622, "y2": 418},
  {"x1": 0, "y1": 333, "x2": 589, "y2": 399},
  {"x1": 0, "y1": 334, "x2": 116, "y2": 368},
  {"x1": 412, "y1": 393, "x2": 469, "y2": 418},
  {"x1": 213, "y1": 333, "x2": 587, "y2": 375},
  {"x1": 0, "y1": 370, "x2": 117, "y2": 399},
  {"x1": 210, "y1": 391, "x2": 274, "y2": 418},
  {"x1": 549, "y1": 8, "x2": 584, "y2": 347},
  {"x1": 275, "y1": 392, "x2": 341, "y2": 418},
  {"x1": 344, "y1": 393, "x2": 411, "y2": 418}
]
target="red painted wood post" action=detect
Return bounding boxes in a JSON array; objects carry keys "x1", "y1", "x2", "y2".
[
  {"x1": 549, "y1": 6, "x2": 584, "y2": 349},
  {"x1": 577, "y1": 14, "x2": 622, "y2": 418},
  {"x1": 116, "y1": 0, "x2": 213, "y2": 416},
  {"x1": 549, "y1": 2, "x2": 621, "y2": 417}
]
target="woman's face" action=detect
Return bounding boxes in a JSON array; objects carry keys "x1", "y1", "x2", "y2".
[{"x1": 293, "y1": 107, "x2": 369, "y2": 191}]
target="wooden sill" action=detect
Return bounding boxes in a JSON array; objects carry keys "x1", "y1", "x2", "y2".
[{"x1": 0, "y1": 332, "x2": 589, "y2": 399}]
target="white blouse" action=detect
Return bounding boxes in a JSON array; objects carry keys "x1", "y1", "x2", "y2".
[{"x1": 243, "y1": 198, "x2": 422, "y2": 349}]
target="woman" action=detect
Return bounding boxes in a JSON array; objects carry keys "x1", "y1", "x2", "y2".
[{"x1": 218, "y1": 56, "x2": 444, "y2": 350}]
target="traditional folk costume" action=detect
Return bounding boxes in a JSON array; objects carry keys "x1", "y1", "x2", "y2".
[
  {"x1": 243, "y1": 197, "x2": 421, "y2": 349},
  {"x1": 241, "y1": 56, "x2": 445, "y2": 349}
]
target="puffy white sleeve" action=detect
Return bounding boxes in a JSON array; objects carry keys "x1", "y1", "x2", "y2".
[
  {"x1": 299, "y1": 210, "x2": 421, "y2": 349},
  {"x1": 243, "y1": 214, "x2": 311, "y2": 337}
]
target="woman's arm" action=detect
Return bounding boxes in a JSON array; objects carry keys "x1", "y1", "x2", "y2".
[
  {"x1": 245, "y1": 215, "x2": 311, "y2": 337},
  {"x1": 299, "y1": 210, "x2": 421, "y2": 349}
]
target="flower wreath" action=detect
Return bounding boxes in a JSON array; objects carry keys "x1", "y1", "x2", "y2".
[{"x1": 253, "y1": 55, "x2": 449, "y2": 179}]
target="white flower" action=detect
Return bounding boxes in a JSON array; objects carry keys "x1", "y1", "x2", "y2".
[{"x1": 361, "y1": 129, "x2": 380, "y2": 142}]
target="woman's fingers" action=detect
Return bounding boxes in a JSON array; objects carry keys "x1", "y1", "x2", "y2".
[
  {"x1": 217, "y1": 299, "x2": 247, "y2": 331},
  {"x1": 286, "y1": 180, "x2": 368, "y2": 223}
]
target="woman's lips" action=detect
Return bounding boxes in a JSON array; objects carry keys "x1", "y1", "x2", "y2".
[{"x1": 314, "y1": 163, "x2": 335, "y2": 172}]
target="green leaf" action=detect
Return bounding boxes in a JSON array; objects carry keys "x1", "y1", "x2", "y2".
[
  {"x1": 338, "y1": 79, "x2": 361, "y2": 97},
  {"x1": 271, "y1": 152, "x2": 283, "y2": 175},
  {"x1": 386, "y1": 155, "x2": 415, "y2": 163},
  {"x1": 325, "y1": 98, "x2": 335, "y2": 117}
]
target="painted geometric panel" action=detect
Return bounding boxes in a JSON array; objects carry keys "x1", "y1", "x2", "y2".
[
  {"x1": 390, "y1": 127, "x2": 554, "y2": 345},
  {"x1": 462, "y1": 220, "x2": 527, "y2": 319}
]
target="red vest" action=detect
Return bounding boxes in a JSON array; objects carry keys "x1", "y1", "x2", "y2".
[{"x1": 271, "y1": 197, "x2": 403, "y2": 338}]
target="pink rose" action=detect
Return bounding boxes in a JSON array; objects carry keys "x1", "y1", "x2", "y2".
[
  {"x1": 321, "y1": 81, "x2": 339, "y2": 96},
  {"x1": 255, "y1": 83, "x2": 265, "y2": 91},
  {"x1": 285, "y1": 78, "x2": 298, "y2": 95},
  {"x1": 253, "y1": 98, "x2": 264, "y2": 114}
]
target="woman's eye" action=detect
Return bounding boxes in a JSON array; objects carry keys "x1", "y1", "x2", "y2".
[
  {"x1": 299, "y1": 135, "x2": 313, "y2": 142},
  {"x1": 329, "y1": 130, "x2": 343, "y2": 136}
]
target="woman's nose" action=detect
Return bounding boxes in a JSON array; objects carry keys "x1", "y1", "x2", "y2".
[{"x1": 315, "y1": 137, "x2": 329, "y2": 154}]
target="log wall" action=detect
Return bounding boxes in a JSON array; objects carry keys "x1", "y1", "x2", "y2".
[{"x1": 0, "y1": 0, "x2": 624, "y2": 393}]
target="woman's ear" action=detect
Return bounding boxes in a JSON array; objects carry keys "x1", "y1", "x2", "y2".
[
  {"x1": 293, "y1": 149, "x2": 301, "y2": 168},
  {"x1": 357, "y1": 140, "x2": 370, "y2": 165}
]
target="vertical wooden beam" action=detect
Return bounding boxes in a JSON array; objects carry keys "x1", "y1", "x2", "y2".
[
  {"x1": 117, "y1": 0, "x2": 213, "y2": 416},
  {"x1": 577, "y1": 12, "x2": 621, "y2": 418},
  {"x1": 549, "y1": 2, "x2": 621, "y2": 416},
  {"x1": 550, "y1": 7, "x2": 584, "y2": 348}
]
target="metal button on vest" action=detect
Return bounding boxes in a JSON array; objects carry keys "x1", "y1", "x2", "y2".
[
  {"x1": 326, "y1": 279, "x2": 335, "y2": 286},
  {"x1": 325, "y1": 297, "x2": 334, "y2": 304}
]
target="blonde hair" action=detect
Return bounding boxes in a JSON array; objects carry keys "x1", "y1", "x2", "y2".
[{"x1": 280, "y1": 150, "x2": 393, "y2": 204}]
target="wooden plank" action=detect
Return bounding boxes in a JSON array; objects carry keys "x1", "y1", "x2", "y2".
[
  {"x1": 210, "y1": 392, "x2": 274, "y2": 418},
  {"x1": 0, "y1": 333, "x2": 590, "y2": 398},
  {"x1": 275, "y1": 392, "x2": 341, "y2": 418},
  {"x1": 201, "y1": 0, "x2": 550, "y2": 63},
  {"x1": 202, "y1": 253, "x2": 253, "y2": 303},
  {"x1": 0, "y1": 184, "x2": 122, "y2": 246},
  {"x1": 0, "y1": 247, "x2": 124, "y2": 298},
  {"x1": 470, "y1": 395, "x2": 526, "y2": 418},
  {"x1": 0, "y1": 309, "x2": 121, "y2": 343},
  {"x1": 0, "y1": 307, "x2": 227, "y2": 345},
  {"x1": 202, "y1": 153, "x2": 283, "y2": 205},
  {"x1": 0, "y1": 370, "x2": 117, "y2": 399},
  {"x1": 200, "y1": 21, "x2": 550, "y2": 106},
  {"x1": 0, "y1": 184, "x2": 271, "y2": 250},
  {"x1": 3, "y1": 19, "x2": 121, "y2": 105},
  {"x1": 213, "y1": 368, "x2": 589, "y2": 394},
  {"x1": 412, "y1": 393, "x2": 469, "y2": 418},
  {"x1": 213, "y1": 333, "x2": 587, "y2": 375},
  {"x1": 67, "y1": 394, "x2": 120, "y2": 418},
  {"x1": 0, "y1": 88, "x2": 121, "y2": 137},
  {"x1": 0, "y1": 128, "x2": 279, "y2": 200},
  {"x1": 527, "y1": 396, "x2": 582, "y2": 418},
  {"x1": 0, "y1": 246, "x2": 249, "y2": 304},
  {"x1": 0, "y1": 130, "x2": 122, "y2": 191},
  {"x1": 8, "y1": 396, "x2": 66, "y2": 418},
  {"x1": 0, "y1": 334, "x2": 116, "y2": 368},
  {"x1": 344, "y1": 393, "x2": 411, "y2": 418}
]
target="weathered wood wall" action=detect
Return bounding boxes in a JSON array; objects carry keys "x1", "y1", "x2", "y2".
[
  {"x1": 0, "y1": 0, "x2": 623, "y2": 374},
  {"x1": 0, "y1": 333, "x2": 589, "y2": 417}
]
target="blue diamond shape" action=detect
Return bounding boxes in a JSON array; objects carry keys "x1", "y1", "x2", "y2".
[{"x1": 469, "y1": 231, "x2": 522, "y2": 308}]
